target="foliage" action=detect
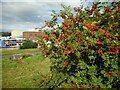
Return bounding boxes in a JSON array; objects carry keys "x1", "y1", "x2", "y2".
[
  {"x1": 20, "y1": 40, "x2": 38, "y2": 49},
  {"x1": 38, "y1": 2, "x2": 120, "y2": 89},
  {"x1": 0, "y1": 32, "x2": 11, "y2": 36}
]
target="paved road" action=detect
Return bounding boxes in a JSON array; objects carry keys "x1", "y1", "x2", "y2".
[{"x1": 0, "y1": 56, "x2": 2, "y2": 59}]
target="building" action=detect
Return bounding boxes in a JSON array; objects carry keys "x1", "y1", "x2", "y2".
[
  {"x1": 4, "y1": 39, "x2": 17, "y2": 47},
  {"x1": 0, "y1": 36, "x2": 11, "y2": 41},
  {"x1": 15, "y1": 37, "x2": 24, "y2": 46},
  {"x1": 0, "y1": 36, "x2": 24, "y2": 48},
  {"x1": 23, "y1": 32, "x2": 45, "y2": 41},
  {"x1": 0, "y1": 41, "x2": 9, "y2": 48},
  {"x1": 0, "y1": 31, "x2": 24, "y2": 48},
  {"x1": 0, "y1": 36, "x2": 11, "y2": 48},
  {"x1": 11, "y1": 30, "x2": 23, "y2": 38}
]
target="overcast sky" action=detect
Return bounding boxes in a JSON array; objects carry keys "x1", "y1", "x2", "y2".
[{"x1": 0, "y1": 0, "x2": 98, "y2": 32}]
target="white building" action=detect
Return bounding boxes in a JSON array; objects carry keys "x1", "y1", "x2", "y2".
[
  {"x1": 11, "y1": 30, "x2": 23, "y2": 38},
  {"x1": 0, "y1": 36, "x2": 11, "y2": 40}
]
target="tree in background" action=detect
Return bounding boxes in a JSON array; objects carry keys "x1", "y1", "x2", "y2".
[{"x1": 20, "y1": 40, "x2": 38, "y2": 49}]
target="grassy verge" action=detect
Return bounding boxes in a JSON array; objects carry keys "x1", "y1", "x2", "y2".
[
  {"x1": 2, "y1": 48, "x2": 40, "y2": 56},
  {"x1": 0, "y1": 59, "x2": 2, "y2": 88},
  {"x1": 2, "y1": 55, "x2": 50, "y2": 88}
]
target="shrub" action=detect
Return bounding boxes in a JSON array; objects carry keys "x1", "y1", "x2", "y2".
[
  {"x1": 20, "y1": 40, "x2": 38, "y2": 49},
  {"x1": 38, "y1": 2, "x2": 120, "y2": 89}
]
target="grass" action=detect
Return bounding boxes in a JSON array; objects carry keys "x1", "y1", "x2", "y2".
[
  {"x1": 0, "y1": 58, "x2": 2, "y2": 88},
  {"x1": 2, "y1": 48, "x2": 40, "y2": 56},
  {"x1": 2, "y1": 54, "x2": 50, "y2": 88}
]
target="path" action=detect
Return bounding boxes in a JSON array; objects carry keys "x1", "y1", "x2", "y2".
[{"x1": 0, "y1": 52, "x2": 41, "y2": 59}]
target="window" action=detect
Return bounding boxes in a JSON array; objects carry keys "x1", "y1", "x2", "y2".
[{"x1": 29, "y1": 34, "x2": 32, "y2": 36}]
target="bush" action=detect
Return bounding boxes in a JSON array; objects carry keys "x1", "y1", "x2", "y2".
[
  {"x1": 38, "y1": 2, "x2": 120, "y2": 89},
  {"x1": 20, "y1": 40, "x2": 38, "y2": 49}
]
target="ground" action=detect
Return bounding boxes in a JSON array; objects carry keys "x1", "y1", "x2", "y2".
[{"x1": 2, "y1": 48, "x2": 50, "y2": 88}]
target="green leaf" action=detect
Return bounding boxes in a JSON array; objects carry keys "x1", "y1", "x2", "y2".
[
  {"x1": 78, "y1": 61, "x2": 87, "y2": 69},
  {"x1": 88, "y1": 56, "x2": 95, "y2": 60},
  {"x1": 88, "y1": 66, "x2": 97, "y2": 76}
]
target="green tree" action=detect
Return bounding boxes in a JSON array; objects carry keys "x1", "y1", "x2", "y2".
[{"x1": 20, "y1": 40, "x2": 38, "y2": 49}]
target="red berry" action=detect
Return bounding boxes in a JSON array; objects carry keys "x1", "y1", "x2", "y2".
[
  {"x1": 90, "y1": 85, "x2": 95, "y2": 89},
  {"x1": 88, "y1": 43, "x2": 91, "y2": 47},
  {"x1": 76, "y1": 15, "x2": 79, "y2": 20},
  {"x1": 69, "y1": 15, "x2": 73, "y2": 19},
  {"x1": 96, "y1": 41, "x2": 103, "y2": 45},
  {"x1": 107, "y1": 48, "x2": 111, "y2": 51},
  {"x1": 45, "y1": 50, "x2": 49, "y2": 54},
  {"x1": 61, "y1": 34, "x2": 66, "y2": 38},
  {"x1": 92, "y1": 26, "x2": 99, "y2": 31},
  {"x1": 104, "y1": 8, "x2": 111, "y2": 12},
  {"x1": 64, "y1": 61, "x2": 68, "y2": 67},
  {"x1": 64, "y1": 51, "x2": 67, "y2": 54},
  {"x1": 76, "y1": 37, "x2": 81, "y2": 42},
  {"x1": 71, "y1": 23, "x2": 74, "y2": 27},
  {"x1": 98, "y1": 50, "x2": 103, "y2": 55},
  {"x1": 75, "y1": 32, "x2": 79, "y2": 35},
  {"x1": 45, "y1": 36, "x2": 49, "y2": 41},
  {"x1": 88, "y1": 11, "x2": 92, "y2": 15},
  {"x1": 107, "y1": 72, "x2": 113, "y2": 76},
  {"x1": 100, "y1": 30, "x2": 106, "y2": 34},
  {"x1": 106, "y1": 38, "x2": 109, "y2": 41},
  {"x1": 70, "y1": 81, "x2": 73, "y2": 84},
  {"x1": 105, "y1": 33, "x2": 113, "y2": 37},
  {"x1": 87, "y1": 23, "x2": 92, "y2": 28},
  {"x1": 65, "y1": 31, "x2": 69, "y2": 35},
  {"x1": 111, "y1": 23, "x2": 117, "y2": 28},
  {"x1": 61, "y1": 15, "x2": 66, "y2": 19},
  {"x1": 115, "y1": 47, "x2": 119, "y2": 53},
  {"x1": 116, "y1": 8, "x2": 120, "y2": 13},
  {"x1": 64, "y1": 50, "x2": 69, "y2": 56},
  {"x1": 110, "y1": 51, "x2": 116, "y2": 55},
  {"x1": 81, "y1": 85, "x2": 85, "y2": 90},
  {"x1": 63, "y1": 21, "x2": 68, "y2": 27},
  {"x1": 48, "y1": 25, "x2": 51, "y2": 27},
  {"x1": 62, "y1": 27, "x2": 67, "y2": 31},
  {"x1": 91, "y1": 31, "x2": 94, "y2": 37},
  {"x1": 71, "y1": 48, "x2": 75, "y2": 53}
]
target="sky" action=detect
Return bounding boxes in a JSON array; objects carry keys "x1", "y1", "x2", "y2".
[{"x1": 0, "y1": 0, "x2": 113, "y2": 32}]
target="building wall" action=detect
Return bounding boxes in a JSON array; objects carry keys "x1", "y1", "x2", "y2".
[
  {"x1": 0, "y1": 37, "x2": 23, "y2": 47},
  {"x1": 0, "y1": 41, "x2": 7, "y2": 48},
  {"x1": 0, "y1": 36, "x2": 11, "y2": 40},
  {"x1": 23, "y1": 32, "x2": 45, "y2": 40},
  {"x1": 11, "y1": 30, "x2": 23, "y2": 38}
]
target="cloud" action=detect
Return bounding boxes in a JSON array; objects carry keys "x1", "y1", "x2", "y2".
[
  {"x1": 0, "y1": 2, "x2": 2, "y2": 24},
  {"x1": 0, "y1": 24, "x2": 2, "y2": 30},
  {"x1": 1, "y1": 0, "x2": 97, "y2": 2},
  {"x1": 1, "y1": 1, "x2": 92, "y2": 32},
  {"x1": 1, "y1": 2, "x2": 64, "y2": 32}
]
